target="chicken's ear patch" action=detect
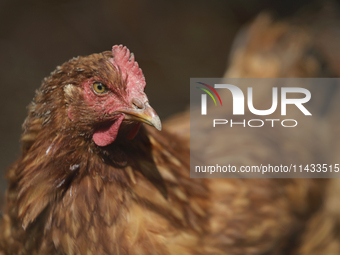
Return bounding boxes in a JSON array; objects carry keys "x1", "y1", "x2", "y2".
[
  {"x1": 111, "y1": 45, "x2": 146, "y2": 92},
  {"x1": 64, "y1": 84, "x2": 77, "y2": 98}
]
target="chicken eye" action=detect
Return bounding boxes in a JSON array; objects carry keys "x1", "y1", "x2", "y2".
[{"x1": 93, "y1": 82, "x2": 107, "y2": 94}]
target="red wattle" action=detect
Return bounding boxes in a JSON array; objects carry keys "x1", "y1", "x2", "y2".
[{"x1": 93, "y1": 115, "x2": 125, "y2": 146}]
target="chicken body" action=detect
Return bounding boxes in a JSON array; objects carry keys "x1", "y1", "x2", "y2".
[{"x1": 1, "y1": 11, "x2": 340, "y2": 254}]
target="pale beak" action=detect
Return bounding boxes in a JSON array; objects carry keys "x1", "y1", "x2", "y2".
[{"x1": 119, "y1": 102, "x2": 162, "y2": 131}]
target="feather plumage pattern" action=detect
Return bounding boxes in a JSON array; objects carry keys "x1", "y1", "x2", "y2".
[{"x1": 1, "y1": 10, "x2": 340, "y2": 254}]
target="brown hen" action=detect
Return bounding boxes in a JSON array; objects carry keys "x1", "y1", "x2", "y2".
[{"x1": 1, "y1": 9, "x2": 340, "y2": 255}]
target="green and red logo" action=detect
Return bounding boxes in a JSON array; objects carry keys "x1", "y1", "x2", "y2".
[{"x1": 196, "y1": 82, "x2": 222, "y2": 115}]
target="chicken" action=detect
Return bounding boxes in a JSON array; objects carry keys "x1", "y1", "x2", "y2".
[
  {"x1": 167, "y1": 9, "x2": 340, "y2": 255},
  {"x1": 0, "y1": 44, "x2": 210, "y2": 255},
  {"x1": 1, "y1": 9, "x2": 340, "y2": 254}
]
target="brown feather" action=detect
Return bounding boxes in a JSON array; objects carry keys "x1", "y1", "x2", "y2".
[{"x1": 1, "y1": 7, "x2": 340, "y2": 254}]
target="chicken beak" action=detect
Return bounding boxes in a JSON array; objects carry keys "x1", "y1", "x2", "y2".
[{"x1": 119, "y1": 102, "x2": 162, "y2": 131}]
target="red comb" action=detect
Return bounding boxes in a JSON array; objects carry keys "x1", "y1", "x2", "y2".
[{"x1": 111, "y1": 45, "x2": 146, "y2": 90}]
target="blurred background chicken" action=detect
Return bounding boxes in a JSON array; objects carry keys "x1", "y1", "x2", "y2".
[
  {"x1": 166, "y1": 4, "x2": 340, "y2": 254},
  {"x1": 1, "y1": 0, "x2": 340, "y2": 255}
]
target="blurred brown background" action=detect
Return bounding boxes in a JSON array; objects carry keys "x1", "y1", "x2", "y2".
[{"x1": 0, "y1": 0, "x2": 331, "y2": 196}]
